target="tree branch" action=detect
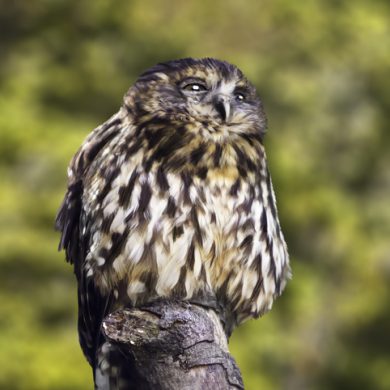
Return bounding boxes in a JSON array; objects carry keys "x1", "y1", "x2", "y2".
[{"x1": 101, "y1": 300, "x2": 244, "y2": 389}]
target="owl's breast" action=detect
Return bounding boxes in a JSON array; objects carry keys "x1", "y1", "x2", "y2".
[
  {"x1": 83, "y1": 156, "x2": 289, "y2": 327},
  {"x1": 194, "y1": 169, "x2": 271, "y2": 320}
]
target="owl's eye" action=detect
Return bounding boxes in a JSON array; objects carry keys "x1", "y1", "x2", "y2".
[
  {"x1": 235, "y1": 93, "x2": 246, "y2": 102},
  {"x1": 182, "y1": 82, "x2": 208, "y2": 92}
]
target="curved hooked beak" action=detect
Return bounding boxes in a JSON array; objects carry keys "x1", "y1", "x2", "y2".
[{"x1": 212, "y1": 95, "x2": 231, "y2": 122}]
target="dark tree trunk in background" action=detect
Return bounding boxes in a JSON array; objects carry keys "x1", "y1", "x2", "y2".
[{"x1": 101, "y1": 300, "x2": 244, "y2": 389}]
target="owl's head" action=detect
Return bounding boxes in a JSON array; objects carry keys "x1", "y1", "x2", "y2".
[{"x1": 124, "y1": 58, "x2": 266, "y2": 138}]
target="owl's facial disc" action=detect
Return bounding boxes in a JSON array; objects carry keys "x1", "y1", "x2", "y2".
[
  {"x1": 127, "y1": 58, "x2": 266, "y2": 137},
  {"x1": 179, "y1": 77, "x2": 252, "y2": 124}
]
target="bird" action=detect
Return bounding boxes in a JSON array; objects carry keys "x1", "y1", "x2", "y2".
[{"x1": 56, "y1": 57, "x2": 290, "y2": 388}]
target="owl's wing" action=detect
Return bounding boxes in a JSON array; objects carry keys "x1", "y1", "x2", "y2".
[{"x1": 56, "y1": 111, "x2": 124, "y2": 366}]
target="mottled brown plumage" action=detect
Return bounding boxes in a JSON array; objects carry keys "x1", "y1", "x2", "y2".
[{"x1": 56, "y1": 58, "x2": 290, "y2": 388}]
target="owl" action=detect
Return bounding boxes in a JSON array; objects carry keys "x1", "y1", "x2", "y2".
[{"x1": 56, "y1": 58, "x2": 290, "y2": 387}]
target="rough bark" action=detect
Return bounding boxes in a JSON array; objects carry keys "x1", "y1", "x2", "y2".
[{"x1": 101, "y1": 300, "x2": 244, "y2": 390}]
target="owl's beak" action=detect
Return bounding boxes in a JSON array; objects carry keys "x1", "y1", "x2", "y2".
[{"x1": 213, "y1": 95, "x2": 231, "y2": 122}]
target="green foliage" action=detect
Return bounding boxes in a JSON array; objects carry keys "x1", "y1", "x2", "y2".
[{"x1": 0, "y1": 1, "x2": 389, "y2": 388}]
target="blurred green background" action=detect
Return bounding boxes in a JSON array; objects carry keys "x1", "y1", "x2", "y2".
[{"x1": 0, "y1": 1, "x2": 389, "y2": 389}]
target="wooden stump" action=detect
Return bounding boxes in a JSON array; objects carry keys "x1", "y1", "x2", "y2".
[{"x1": 101, "y1": 300, "x2": 244, "y2": 389}]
